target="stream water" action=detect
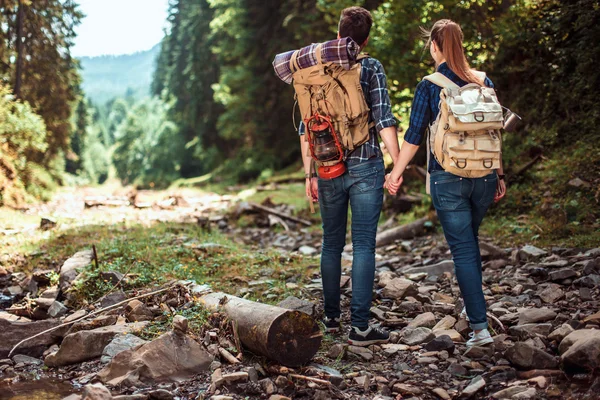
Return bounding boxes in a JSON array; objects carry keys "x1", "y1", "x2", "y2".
[{"x1": 0, "y1": 378, "x2": 78, "y2": 400}]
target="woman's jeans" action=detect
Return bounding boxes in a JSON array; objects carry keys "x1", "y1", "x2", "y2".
[
  {"x1": 430, "y1": 170, "x2": 497, "y2": 331},
  {"x1": 318, "y1": 158, "x2": 384, "y2": 329}
]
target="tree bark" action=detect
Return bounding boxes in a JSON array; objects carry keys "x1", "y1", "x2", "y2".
[
  {"x1": 198, "y1": 292, "x2": 321, "y2": 367},
  {"x1": 376, "y1": 216, "x2": 435, "y2": 247},
  {"x1": 14, "y1": 0, "x2": 24, "y2": 98}
]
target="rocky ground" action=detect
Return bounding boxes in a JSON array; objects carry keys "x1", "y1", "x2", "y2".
[{"x1": 0, "y1": 188, "x2": 599, "y2": 400}]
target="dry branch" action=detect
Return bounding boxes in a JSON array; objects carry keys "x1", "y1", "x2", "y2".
[
  {"x1": 376, "y1": 216, "x2": 435, "y2": 247},
  {"x1": 248, "y1": 202, "x2": 312, "y2": 226}
]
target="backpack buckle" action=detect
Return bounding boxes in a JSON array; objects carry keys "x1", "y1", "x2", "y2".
[
  {"x1": 454, "y1": 159, "x2": 467, "y2": 169},
  {"x1": 474, "y1": 112, "x2": 484, "y2": 122},
  {"x1": 483, "y1": 159, "x2": 494, "y2": 169}
]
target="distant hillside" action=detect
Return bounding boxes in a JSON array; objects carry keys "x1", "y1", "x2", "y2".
[{"x1": 79, "y1": 44, "x2": 160, "y2": 105}]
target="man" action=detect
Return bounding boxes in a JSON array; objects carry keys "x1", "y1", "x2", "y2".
[{"x1": 300, "y1": 7, "x2": 400, "y2": 346}]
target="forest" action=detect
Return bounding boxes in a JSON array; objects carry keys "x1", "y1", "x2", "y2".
[{"x1": 1, "y1": 0, "x2": 599, "y2": 236}]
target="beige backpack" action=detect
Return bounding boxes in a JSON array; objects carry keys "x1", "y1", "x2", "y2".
[
  {"x1": 290, "y1": 43, "x2": 371, "y2": 163},
  {"x1": 424, "y1": 72, "x2": 503, "y2": 192}
]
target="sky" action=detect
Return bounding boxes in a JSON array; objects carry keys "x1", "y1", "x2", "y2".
[{"x1": 72, "y1": 0, "x2": 170, "y2": 58}]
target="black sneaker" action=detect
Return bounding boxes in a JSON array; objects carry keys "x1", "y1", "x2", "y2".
[
  {"x1": 348, "y1": 325, "x2": 390, "y2": 346},
  {"x1": 321, "y1": 316, "x2": 342, "y2": 333}
]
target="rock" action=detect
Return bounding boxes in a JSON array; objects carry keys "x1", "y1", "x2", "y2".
[
  {"x1": 268, "y1": 396, "x2": 292, "y2": 400},
  {"x1": 559, "y1": 329, "x2": 600, "y2": 354},
  {"x1": 537, "y1": 284, "x2": 564, "y2": 304},
  {"x1": 407, "y1": 312, "x2": 436, "y2": 329},
  {"x1": 432, "y1": 387, "x2": 451, "y2": 400},
  {"x1": 424, "y1": 335, "x2": 455, "y2": 354},
  {"x1": 568, "y1": 177, "x2": 591, "y2": 188},
  {"x1": 402, "y1": 260, "x2": 454, "y2": 276},
  {"x1": 40, "y1": 286, "x2": 59, "y2": 300},
  {"x1": 327, "y1": 343, "x2": 346, "y2": 359},
  {"x1": 548, "y1": 268, "x2": 577, "y2": 281},
  {"x1": 222, "y1": 371, "x2": 249, "y2": 384},
  {"x1": 491, "y1": 386, "x2": 531, "y2": 399},
  {"x1": 512, "y1": 388, "x2": 537, "y2": 399},
  {"x1": 347, "y1": 345, "x2": 373, "y2": 361},
  {"x1": 40, "y1": 217, "x2": 57, "y2": 231},
  {"x1": 518, "y1": 245, "x2": 547, "y2": 262},
  {"x1": 298, "y1": 245, "x2": 318, "y2": 256},
  {"x1": 378, "y1": 271, "x2": 397, "y2": 288},
  {"x1": 260, "y1": 378, "x2": 276, "y2": 395},
  {"x1": 48, "y1": 301, "x2": 68, "y2": 318},
  {"x1": 434, "y1": 329, "x2": 464, "y2": 342},
  {"x1": 382, "y1": 278, "x2": 418, "y2": 299},
  {"x1": 99, "y1": 271, "x2": 124, "y2": 286},
  {"x1": 100, "y1": 291, "x2": 127, "y2": 308},
  {"x1": 66, "y1": 315, "x2": 117, "y2": 336},
  {"x1": 101, "y1": 334, "x2": 148, "y2": 363},
  {"x1": 148, "y1": 389, "x2": 174, "y2": 400},
  {"x1": 462, "y1": 375, "x2": 486, "y2": 398},
  {"x1": 172, "y1": 315, "x2": 188, "y2": 334},
  {"x1": 401, "y1": 327, "x2": 435, "y2": 346},
  {"x1": 45, "y1": 322, "x2": 148, "y2": 366},
  {"x1": 392, "y1": 383, "x2": 422, "y2": 396},
  {"x1": 548, "y1": 324, "x2": 575, "y2": 342},
  {"x1": 561, "y1": 334, "x2": 600, "y2": 371},
  {"x1": 277, "y1": 296, "x2": 315, "y2": 316},
  {"x1": 381, "y1": 343, "x2": 409, "y2": 356},
  {"x1": 528, "y1": 376, "x2": 548, "y2": 389},
  {"x1": 509, "y1": 324, "x2": 552, "y2": 340},
  {"x1": 433, "y1": 315, "x2": 456, "y2": 332},
  {"x1": 504, "y1": 343, "x2": 558, "y2": 369},
  {"x1": 574, "y1": 275, "x2": 600, "y2": 288},
  {"x1": 447, "y1": 363, "x2": 468, "y2": 376},
  {"x1": 464, "y1": 345, "x2": 495, "y2": 359},
  {"x1": 98, "y1": 331, "x2": 212, "y2": 385},
  {"x1": 59, "y1": 250, "x2": 93, "y2": 293},
  {"x1": 82, "y1": 383, "x2": 112, "y2": 400},
  {"x1": 518, "y1": 308, "x2": 557, "y2": 325},
  {"x1": 125, "y1": 299, "x2": 154, "y2": 322},
  {"x1": 584, "y1": 311, "x2": 600, "y2": 324},
  {"x1": 12, "y1": 354, "x2": 43, "y2": 366},
  {"x1": 0, "y1": 318, "x2": 60, "y2": 358}
]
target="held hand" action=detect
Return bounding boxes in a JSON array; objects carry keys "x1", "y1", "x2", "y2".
[
  {"x1": 385, "y1": 171, "x2": 403, "y2": 196},
  {"x1": 306, "y1": 177, "x2": 318, "y2": 202},
  {"x1": 494, "y1": 179, "x2": 506, "y2": 203}
]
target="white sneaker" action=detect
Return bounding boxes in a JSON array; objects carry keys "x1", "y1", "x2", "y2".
[
  {"x1": 460, "y1": 306, "x2": 470, "y2": 322},
  {"x1": 466, "y1": 328, "x2": 494, "y2": 347}
]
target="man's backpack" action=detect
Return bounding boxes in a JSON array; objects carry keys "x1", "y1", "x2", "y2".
[
  {"x1": 424, "y1": 71, "x2": 504, "y2": 186},
  {"x1": 290, "y1": 43, "x2": 371, "y2": 164}
]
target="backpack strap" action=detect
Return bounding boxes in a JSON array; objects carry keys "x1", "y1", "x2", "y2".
[
  {"x1": 315, "y1": 43, "x2": 323, "y2": 65},
  {"x1": 356, "y1": 53, "x2": 369, "y2": 61},
  {"x1": 424, "y1": 72, "x2": 459, "y2": 90},
  {"x1": 289, "y1": 50, "x2": 300, "y2": 74},
  {"x1": 472, "y1": 70, "x2": 487, "y2": 84}
]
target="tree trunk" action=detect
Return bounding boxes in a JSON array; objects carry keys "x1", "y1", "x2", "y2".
[
  {"x1": 15, "y1": 0, "x2": 24, "y2": 98},
  {"x1": 198, "y1": 292, "x2": 321, "y2": 367},
  {"x1": 376, "y1": 215, "x2": 435, "y2": 247}
]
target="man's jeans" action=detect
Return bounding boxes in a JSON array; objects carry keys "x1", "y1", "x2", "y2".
[
  {"x1": 430, "y1": 170, "x2": 497, "y2": 331},
  {"x1": 318, "y1": 158, "x2": 384, "y2": 329}
]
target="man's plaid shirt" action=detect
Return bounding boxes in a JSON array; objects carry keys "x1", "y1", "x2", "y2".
[{"x1": 299, "y1": 57, "x2": 397, "y2": 165}]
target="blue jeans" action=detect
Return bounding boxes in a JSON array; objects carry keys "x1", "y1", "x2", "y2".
[
  {"x1": 430, "y1": 170, "x2": 497, "y2": 331},
  {"x1": 318, "y1": 158, "x2": 384, "y2": 329}
]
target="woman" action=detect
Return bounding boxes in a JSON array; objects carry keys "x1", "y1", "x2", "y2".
[{"x1": 386, "y1": 19, "x2": 506, "y2": 347}]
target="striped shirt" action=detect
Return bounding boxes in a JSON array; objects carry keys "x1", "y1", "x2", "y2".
[{"x1": 299, "y1": 57, "x2": 397, "y2": 164}]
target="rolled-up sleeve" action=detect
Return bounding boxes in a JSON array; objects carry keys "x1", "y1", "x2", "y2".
[
  {"x1": 403, "y1": 81, "x2": 431, "y2": 146},
  {"x1": 368, "y1": 61, "x2": 397, "y2": 133}
]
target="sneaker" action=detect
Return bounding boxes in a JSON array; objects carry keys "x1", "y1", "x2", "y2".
[
  {"x1": 321, "y1": 317, "x2": 341, "y2": 333},
  {"x1": 460, "y1": 307, "x2": 470, "y2": 322},
  {"x1": 466, "y1": 328, "x2": 494, "y2": 347},
  {"x1": 348, "y1": 325, "x2": 390, "y2": 346}
]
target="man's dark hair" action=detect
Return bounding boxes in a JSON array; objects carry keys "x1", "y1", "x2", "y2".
[{"x1": 338, "y1": 7, "x2": 373, "y2": 46}]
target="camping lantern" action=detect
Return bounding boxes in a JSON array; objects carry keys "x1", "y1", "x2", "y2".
[{"x1": 306, "y1": 113, "x2": 346, "y2": 179}]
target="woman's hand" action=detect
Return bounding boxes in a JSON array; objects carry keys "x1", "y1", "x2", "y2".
[
  {"x1": 385, "y1": 170, "x2": 403, "y2": 196},
  {"x1": 306, "y1": 177, "x2": 318, "y2": 202},
  {"x1": 494, "y1": 179, "x2": 506, "y2": 203}
]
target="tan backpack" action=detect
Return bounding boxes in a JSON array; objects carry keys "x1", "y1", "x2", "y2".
[
  {"x1": 424, "y1": 72, "x2": 504, "y2": 192},
  {"x1": 290, "y1": 43, "x2": 371, "y2": 164}
]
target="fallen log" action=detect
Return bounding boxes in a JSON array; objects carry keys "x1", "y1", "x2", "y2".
[
  {"x1": 248, "y1": 202, "x2": 312, "y2": 226},
  {"x1": 198, "y1": 292, "x2": 321, "y2": 367},
  {"x1": 376, "y1": 216, "x2": 435, "y2": 247}
]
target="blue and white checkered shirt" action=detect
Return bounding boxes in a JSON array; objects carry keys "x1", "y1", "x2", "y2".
[
  {"x1": 299, "y1": 57, "x2": 397, "y2": 165},
  {"x1": 404, "y1": 62, "x2": 495, "y2": 172}
]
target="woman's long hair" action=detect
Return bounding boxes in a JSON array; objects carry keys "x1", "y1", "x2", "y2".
[{"x1": 422, "y1": 19, "x2": 483, "y2": 85}]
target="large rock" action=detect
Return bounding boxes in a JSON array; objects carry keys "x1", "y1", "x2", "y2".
[
  {"x1": 504, "y1": 343, "x2": 558, "y2": 370},
  {"x1": 492, "y1": 386, "x2": 533, "y2": 399},
  {"x1": 407, "y1": 312, "x2": 436, "y2": 329},
  {"x1": 462, "y1": 376, "x2": 486, "y2": 398},
  {"x1": 59, "y1": 250, "x2": 93, "y2": 293},
  {"x1": 537, "y1": 284, "x2": 564, "y2": 304},
  {"x1": 433, "y1": 316, "x2": 456, "y2": 332},
  {"x1": 101, "y1": 334, "x2": 148, "y2": 363},
  {"x1": 548, "y1": 324, "x2": 575, "y2": 343},
  {"x1": 402, "y1": 260, "x2": 454, "y2": 277},
  {"x1": 81, "y1": 383, "x2": 112, "y2": 400},
  {"x1": 97, "y1": 331, "x2": 212, "y2": 385},
  {"x1": 125, "y1": 300, "x2": 154, "y2": 322},
  {"x1": 518, "y1": 245, "x2": 547, "y2": 262},
  {"x1": 518, "y1": 308, "x2": 557, "y2": 325},
  {"x1": 509, "y1": 324, "x2": 552, "y2": 340},
  {"x1": 401, "y1": 327, "x2": 435, "y2": 346},
  {"x1": 559, "y1": 329, "x2": 600, "y2": 354},
  {"x1": 424, "y1": 335, "x2": 455, "y2": 354},
  {"x1": 0, "y1": 318, "x2": 61, "y2": 358},
  {"x1": 45, "y1": 322, "x2": 148, "y2": 367},
  {"x1": 561, "y1": 335, "x2": 600, "y2": 371},
  {"x1": 382, "y1": 278, "x2": 418, "y2": 300},
  {"x1": 548, "y1": 268, "x2": 577, "y2": 281},
  {"x1": 277, "y1": 296, "x2": 315, "y2": 317}
]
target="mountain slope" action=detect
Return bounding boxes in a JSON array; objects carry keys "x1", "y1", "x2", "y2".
[{"x1": 79, "y1": 44, "x2": 160, "y2": 105}]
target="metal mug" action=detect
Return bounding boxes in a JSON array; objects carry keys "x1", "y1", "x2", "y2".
[{"x1": 503, "y1": 109, "x2": 522, "y2": 132}]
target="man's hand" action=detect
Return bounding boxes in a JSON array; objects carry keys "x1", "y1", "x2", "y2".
[
  {"x1": 306, "y1": 177, "x2": 318, "y2": 202},
  {"x1": 494, "y1": 179, "x2": 506, "y2": 203},
  {"x1": 385, "y1": 171, "x2": 403, "y2": 196}
]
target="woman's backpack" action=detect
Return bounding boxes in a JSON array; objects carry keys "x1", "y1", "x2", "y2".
[{"x1": 424, "y1": 71, "x2": 503, "y2": 190}]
